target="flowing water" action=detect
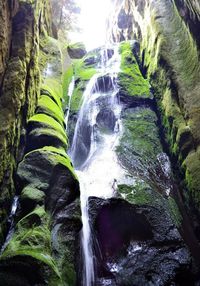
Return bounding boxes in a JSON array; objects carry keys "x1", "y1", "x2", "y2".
[
  {"x1": 65, "y1": 76, "x2": 75, "y2": 129},
  {"x1": 0, "y1": 195, "x2": 19, "y2": 254},
  {"x1": 69, "y1": 46, "x2": 127, "y2": 286}
]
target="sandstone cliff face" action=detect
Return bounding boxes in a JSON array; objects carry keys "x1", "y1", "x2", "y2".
[
  {"x1": 0, "y1": 0, "x2": 200, "y2": 284},
  {"x1": 0, "y1": 0, "x2": 17, "y2": 86},
  {"x1": 110, "y1": 0, "x2": 200, "y2": 212},
  {"x1": 0, "y1": 0, "x2": 52, "y2": 246},
  {"x1": 0, "y1": 1, "x2": 81, "y2": 285}
]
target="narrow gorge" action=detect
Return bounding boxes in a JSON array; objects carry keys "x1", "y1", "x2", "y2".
[{"x1": 0, "y1": 0, "x2": 200, "y2": 285}]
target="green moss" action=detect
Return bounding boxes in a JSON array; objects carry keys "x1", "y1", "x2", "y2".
[
  {"x1": 67, "y1": 42, "x2": 86, "y2": 59},
  {"x1": 37, "y1": 95, "x2": 64, "y2": 127},
  {"x1": 117, "y1": 107, "x2": 162, "y2": 163},
  {"x1": 21, "y1": 186, "x2": 45, "y2": 203},
  {"x1": 75, "y1": 65, "x2": 96, "y2": 81},
  {"x1": 167, "y1": 197, "x2": 182, "y2": 226},
  {"x1": 40, "y1": 89, "x2": 61, "y2": 109},
  {"x1": 22, "y1": 146, "x2": 78, "y2": 181},
  {"x1": 118, "y1": 181, "x2": 182, "y2": 227},
  {"x1": 43, "y1": 79, "x2": 63, "y2": 100},
  {"x1": 62, "y1": 65, "x2": 73, "y2": 105},
  {"x1": 29, "y1": 114, "x2": 66, "y2": 141},
  {"x1": 41, "y1": 81, "x2": 62, "y2": 109},
  {"x1": 118, "y1": 41, "x2": 150, "y2": 98},
  {"x1": 39, "y1": 36, "x2": 62, "y2": 81},
  {"x1": 118, "y1": 181, "x2": 155, "y2": 205},
  {"x1": 40, "y1": 146, "x2": 78, "y2": 180},
  {"x1": 182, "y1": 148, "x2": 200, "y2": 206},
  {"x1": 69, "y1": 58, "x2": 97, "y2": 112},
  {"x1": 29, "y1": 127, "x2": 67, "y2": 149},
  {"x1": 1, "y1": 206, "x2": 61, "y2": 281},
  {"x1": 70, "y1": 82, "x2": 85, "y2": 112},
  {"x1": 138, "y1": 2, "x2": 200, "y2": 211}
]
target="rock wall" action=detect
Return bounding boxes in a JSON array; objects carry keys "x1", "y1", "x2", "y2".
[
  {"x1": 0, "y1": 0, "x2": 200, "y2": 284},
  {"x1": 0, "y1": 0, "x2": 52, "y2": 245},
  {"x1": 71, "y1": 42, "x2": 199, "y2": 285},
  {"x1": 0, "y1": 1, "x2": 81, "y2": 285},
  {"x1": 110, "y1": 0, "x2": 200, "y2": 213}
]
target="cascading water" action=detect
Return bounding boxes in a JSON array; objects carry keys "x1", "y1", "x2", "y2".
[
  {"x1": 65, "y1": 76, "x2": 75, "y2": 129},
  {"x1": 0, "y1": 195, "x2": 19, "y2": 254},
  {"x1": 69, "y1": 46, "x2": 128, "y2": 286}
]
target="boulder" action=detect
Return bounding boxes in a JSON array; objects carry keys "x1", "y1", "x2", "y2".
[
  {"x1": 96, "y1": 108, "x2": 117, "y2": 132},
  {"x1": 88, "y1": 196, "x2": 193, "y2": 285},
  {"x1": 67, "y1": 42, "x2": 86, "y2": 59}
]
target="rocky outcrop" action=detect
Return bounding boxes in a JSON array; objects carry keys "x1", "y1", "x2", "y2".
[
  {"x1": 110, "y1": 0, "x2": 200, "y2": 214},
  {"x1": 118, "y1": 41, "x2": 153, "y2": 106},
  {"x1": 72, "y1": 41, "x2": 200, "y2": 284},
  {"x1": 67, "y1": 48, "x2": 109, "y2": 145},
  {"x1": 0, "y1": 2, "x2": 81, "y2": 285},
  {"x1": 89, "y1": 197, "x2": 195, "y2": 285},
  {"x1": 0, "y1": 0, "x2": 18, "y2": 87},
  {"x1": 0, "y1": 0, "x2": 52, "y2": 246},
  {"x1": 0, "y1": 0, "x2": 200, "y2": 284},
  {"x1": 67, "y1": 42, "x2": 87, "y2": 59}
]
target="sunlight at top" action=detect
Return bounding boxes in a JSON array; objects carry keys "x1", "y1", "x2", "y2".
[{"x1": 74, "y1": 0, "x2": 113, "y2": 50}]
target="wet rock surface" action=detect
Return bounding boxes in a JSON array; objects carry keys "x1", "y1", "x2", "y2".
[
  {"x1": 111, "y1": 0, "x2": 200, "y2": 212},
  {"x1": 94, "y1": 74, "x2": 116, "y2": 93},
  {"x1": 89, "y1": 197, "x2": 195, "y2": 286},
  {"x1": 0, "y1": 0, "x2": 200, "y2": 284},
  {"x1": 67, "y1": 42, "x2": 87, "y2": 59},
  {"x1": 96, "y1": 108, "x2": 117, "y2": 132}
]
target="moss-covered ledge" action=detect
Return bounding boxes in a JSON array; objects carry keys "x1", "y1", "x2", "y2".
[
  {"x1": 0, "y1": 206, "x2": 62, "y2": 285},
  {"x1": 118, "y1": 41, "x2": 151, "y2": 100}
]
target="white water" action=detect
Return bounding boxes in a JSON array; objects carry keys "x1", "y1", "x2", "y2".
[
  {"x1": 69, "y1": 46, "x2": 128, "y2": 286},
  {"x1": 0, "y1": 195, "x2": 19, "y2": 254},
  {"x1": 65, "y1": 76, "x2": 75, "y2": 129}
]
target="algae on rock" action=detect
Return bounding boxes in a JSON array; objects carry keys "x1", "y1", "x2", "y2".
[
  {"x1": 111, "y1": 0, "x2": 200, "y2": 211},
  {"x1": 0, "y1": 5, "x2": 81, "y2": 285}
]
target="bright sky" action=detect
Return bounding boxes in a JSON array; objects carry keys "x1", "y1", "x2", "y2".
[{"x1": 70, "y1": 0, "x2": 113, "y2": 50}]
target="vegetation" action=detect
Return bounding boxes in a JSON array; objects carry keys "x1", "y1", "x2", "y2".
[{"x1": 118, "y1": 41, "x2": 150, "y2": 98}]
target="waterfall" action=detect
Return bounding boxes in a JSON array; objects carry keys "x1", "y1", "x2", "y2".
[
  {"x1": 0, "y1": 195, "x2": 19, "y2": 254},
  {"x1": 65, "y1": 76, "x2": 75, "y2": 129},
  {"x1": 69, "y1": 45, "x2": 125, "y2": 286}
]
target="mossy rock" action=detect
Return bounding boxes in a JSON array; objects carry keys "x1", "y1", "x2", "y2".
[
  {"x1": 69, "y1": 49, "x2": 99, "y2": 112},
  {"x1": 182, "y1": 147, "x2": 200, "y2": 207},
  {"x1": 118, "y1": 41, "x2": 150, "y2": 98},
  {"x1": 39, "y1": 36, "x2": 62, "y2": 81},
  {"x1": 21, "y1": 186, "x2": 45, "y2": 204},
  {"x1": 62, "y1": 65, "x2": 74, "y2": 106},
  {"x1": 63, "y1": 47, "x2": 106, "y2": 110},
  {"x1": 44, "y1": 79, "x2": 63, "y2": 100},
  {"x1": 67, "y1": 42, "x2": 86, "y2": 59},
  {"x1": 41, "y1": 81, "x2": 62, "y2": 109},
  {"x1": 118, "y1": 180, "x2": 156, "y2": 205},
  {"x1": 70, "y1": 81, "x2": 85, "y2": 112},
  {"x1": 0, "y1": 206, "x2": 62, "y2": 285},
  {"x1": 51, "y1": 196, "x2": 81, "y2": 286},
  {"x1": 37, "y1": 95, "x2": 65, "y2": 127},
  {"x1": 117, "y1": 107, "x2": 162, "y2": 162},
  {"x1": 28, "y1": 114, "x2": 66, "y2": 138},
  {"x1": 116, "y1": 106, "x2": 165, "y2": 192},
  {"x1": 27, "y1": 114, "x2": 68, "y2": 151},
  {"x1": 17, "y1": 146, "x2": 79, "y2": 195},
  {"x1": 118, "y1": 181, "x2": 182, "y2": 226}
]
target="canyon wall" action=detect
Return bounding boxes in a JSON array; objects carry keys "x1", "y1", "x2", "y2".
[
  {"x1": 0, "y1": 1, "x2": 81, "y2": 285},
  {"x1": 110, "y1": 0, "x2": 200, "y2": 215},
  {"x1": 0, "y1": 0, "x2": 200, "y2": 285}
]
